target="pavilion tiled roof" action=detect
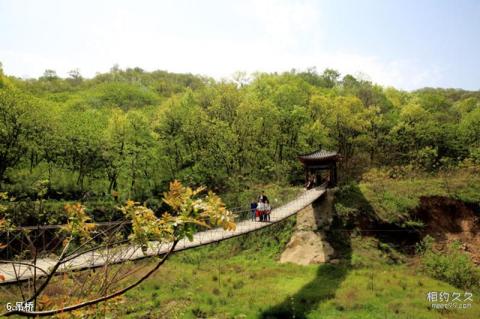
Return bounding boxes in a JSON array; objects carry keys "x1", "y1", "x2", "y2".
[{"x1": 298, "y1": 149, "x2": 339, "y2": 162}]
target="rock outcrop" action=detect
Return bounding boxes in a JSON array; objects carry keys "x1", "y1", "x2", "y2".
[{"x1": 280, "y1": 190, "x2": 335, "y2": 265}]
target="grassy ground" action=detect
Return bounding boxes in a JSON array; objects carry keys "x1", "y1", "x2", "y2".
[
  {"x1": 356, "y1": 166, "x2": 480, "y2": 223},
  {"x1": 101, "y1": 215, "x2": 479, "y2": 319},
  {"x1": 2, "y1": 170, "x2": 479, "y2": 318}
]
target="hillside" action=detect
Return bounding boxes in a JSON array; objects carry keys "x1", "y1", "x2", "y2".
[
  {"x1": 1, "y1": 66, "x2": 480, "y2": 318},
  {"x1": 1, "y1": 66, "x2": 480, "y2": 215},
  {"x1": 98, "y1": 172, "x2": 480, "y2": 318}
]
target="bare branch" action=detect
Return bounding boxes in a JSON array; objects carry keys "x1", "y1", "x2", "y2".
[
  {"x1": 3, "y1": 240, "x2": 178, "y2": 317},
  {"x1": 25, "y1": 238, "x2": 71, "y2": 303},
  {"x1": 0, "y1": 260, "x2": 49, "y2": 277},
  {"x1": 63, "y1": 220, "x2": 129, "y2": 259},
  {"x1": 11, "y1": 262, "x2": 26, "y2": 302}
]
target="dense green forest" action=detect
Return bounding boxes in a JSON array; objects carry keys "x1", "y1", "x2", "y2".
[
  {"x1": 1, "y1": 64, "x2": 480, "y2": 318},
  {"x1": 1, "y1": 63, "x2": 479, "y2": 224}
]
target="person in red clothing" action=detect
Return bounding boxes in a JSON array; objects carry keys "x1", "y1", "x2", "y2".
[
  {"x1": 256, "y1": 200, "x2": 266, "y2": 221},
  {"x1": 256, "y1": 191, "x2": 270, "y2": 221}
]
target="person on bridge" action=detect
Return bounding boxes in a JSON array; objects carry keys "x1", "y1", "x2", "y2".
[
  {"x1": 264, "y1": 202, "x2": 271, "y2": 222},
  {"x1": 250, "y1": 200, "x2": 258, "y2": 221},
  {"x1": 256, "y1": 191, "x2": 271, "y2": 222},
  {"x1": 258, "y1": 191, "x2": 269, "y2": 204},
  {"x1": 256, "y1": 200, "x2": 266, "y2": 221}
]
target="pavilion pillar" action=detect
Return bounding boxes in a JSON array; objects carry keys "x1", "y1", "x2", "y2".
[
  {"x1": 333, "y1": 163, "x2": 338, "y2": 186},
  {"x1": 327, "y1": 164, "x2": 332, "y2": 187}
]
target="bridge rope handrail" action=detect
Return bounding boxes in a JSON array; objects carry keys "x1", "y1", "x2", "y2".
[
  {"x1": 6, "y1": 193, "x2": 300, "y2": 232},
  {"x1": 0, "y1": 185, "x2": 326, "y2": 284},
  {"x1": 1, "y1": 187, "x2": 307, "y2": 264}
]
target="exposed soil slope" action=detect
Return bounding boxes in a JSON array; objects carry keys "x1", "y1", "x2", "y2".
[{"x1": 415, "y1": 196, "x2": 480, "y2": 264}]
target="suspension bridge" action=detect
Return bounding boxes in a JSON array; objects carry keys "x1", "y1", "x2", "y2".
[{"x1": 0, "y1": 185, "x2": 326, "y2": 285}]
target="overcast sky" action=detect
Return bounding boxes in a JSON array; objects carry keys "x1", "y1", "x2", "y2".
[{"x1": 0, "y1": 0, "x2": 479, "y2": 90}]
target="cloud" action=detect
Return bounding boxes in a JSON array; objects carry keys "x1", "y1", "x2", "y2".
[
  {"x1": 243, "y1": 0, "x2": 322, "y2": 49},
  {"x1": 0, "y1": 50, "x2": 73, "y2": 79},
  {"x1": 0, "y1": 0, "x2": 446, "y2": 90},
  {"x1": 214, "y1": 50, "x2": 445, "y2": 91},
  {"x1": 0, "y1": 46, "x2": 444, "y2": 91},
  {"x1": 307, "y1": 53, "x2": 445, "y2": 90}
]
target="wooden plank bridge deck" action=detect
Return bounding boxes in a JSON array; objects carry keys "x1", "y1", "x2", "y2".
[{"x1": 0, "y1": 186, "x2": 326, "y2": 284}]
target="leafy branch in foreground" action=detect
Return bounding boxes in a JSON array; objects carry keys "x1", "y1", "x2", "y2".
[{"x1": 2, "y1": 180, "x2": 235, "y2": 317}]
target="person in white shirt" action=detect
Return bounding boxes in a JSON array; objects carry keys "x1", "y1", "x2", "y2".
[{"x1": 264, "y1": 202, "x2": 271, "y2": 221}]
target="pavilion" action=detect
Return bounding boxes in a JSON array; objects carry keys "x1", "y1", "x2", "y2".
[{"x1": 298, "y1": 149, "x2": 340, "y2": 188}]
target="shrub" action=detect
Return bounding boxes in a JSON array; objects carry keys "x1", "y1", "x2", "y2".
[
  {"x1": 468, "y1": 147, "x2": 480, "y2": 164},
  {"x1": 411, "y1": 146, "x2": 439, "y2": 171},
  {"x1": 334, "y1": 203, "x2": 358, "y2": 225},
  {"x1": 191, "y1": 307, "x2": 208, "y2": 318},
  {"x1": 419, "y1": 236, "x2": 480, "y2": 289},
  {"x1": 361, "y1": 168, "x2": 390, "y2": 184}
]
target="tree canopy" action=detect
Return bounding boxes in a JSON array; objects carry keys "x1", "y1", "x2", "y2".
[{"x1": 1, "y1": 66, "x2": 479, "y2": 213}]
